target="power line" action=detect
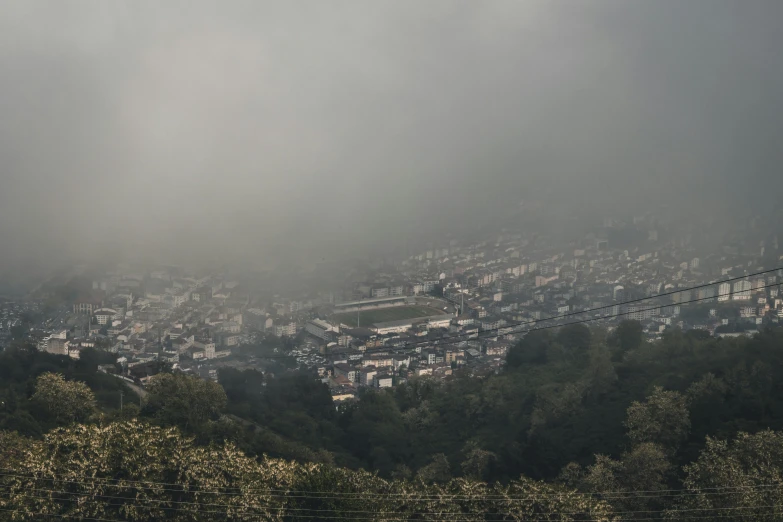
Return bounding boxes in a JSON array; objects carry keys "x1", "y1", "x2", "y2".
[
  {"x1": 367, "y1": 265, "x2": 782, "y2": 347},
  {"x1": 434, "y1": 265, "x2": 781, "y2": 343},
  {"x1": 3, "y1": 469, "x2": 783, "y2": 502},
  {"x1": 242, "y1": 266, "x2": 783, "y2": 361},
  {"x1": 1, "y1": 492, "x2": 781, "y2": 522},
  {"x1": 336, "y1": 278, "x2": 782, "y2": 360},
  {"x1": 489, "y1": 278, "x2": 782, "y2": 341},
  {"x1": 9, "y1": 482, "x2": 780, "y2": 509}
]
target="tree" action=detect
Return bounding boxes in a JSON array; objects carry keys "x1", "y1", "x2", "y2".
[
  {"x1": 460, "y1": 441, "x2": 497, "y2": 480},
  {"x1": 342, "y1": 390, "x2": 408, "y2": 473},
  {"x1": 583, "y1": 344, "x2": 618, "y2": 398},
  {"x1": 31, "y1": 372, "x2": 96, "y2": 425},
  {"x1": 390, "y1": 464, "x2": 412, "y2": 480},
  {"x1": 0, "y1": 421, "x2": 287, "y2": 521},
  {"x1": 416, "y1": 453, "x2": 452, "y2": 483},
  {"x1": 625, "y1": 386, "x2": 690, "y2": 453},
  {"x1": 616, "y1": 443, "x2": 671, "y2": 511},
  {"x1": 142, "y1": 373, "x2": 227, "y2": 430},
  {"x1": 611, "y1": 320, "x2": 643, "y2": 359},
  {"x1": 583, "y1": 443, "x2": 671, "y2": 514},
  {"x1": 530, "y1": 381, "x2": 587, "y2": 434},
  {"x1": 0, "y1": 430, "x2": 31, "y2": 471},
  {"x1": 218, "y1": 368, "x2": 265, "y2": 403},
  {"x1": 506, "y1": 330, "x2": 552, "y2": 368},
  {"x1": 686, "y1": 372, "x2": 727, "y2": 403},
  {"x1": 556, "y1": 324, "x2": 591, "y2": 352},
  {"x1": 671, "y1": 430, "x2": 783, "y2": 521},
  {"x1": 75, "y1": 347, "x2": 116, "y2": 374},
  {"x1": 0, "y1": 420, "x2": 616, "y2": 521}
]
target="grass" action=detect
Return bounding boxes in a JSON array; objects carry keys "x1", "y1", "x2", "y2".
[{"x1": 334, "y1": 305, "x2": 446, "y2": 328}]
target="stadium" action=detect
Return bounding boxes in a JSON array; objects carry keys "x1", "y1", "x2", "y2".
[{"x1": 331, "y1": 296, "x2": 455, "y2": 330}]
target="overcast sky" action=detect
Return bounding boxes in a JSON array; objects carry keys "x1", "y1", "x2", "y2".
[{"x1": 1, "y1": 1, "x2": 782, "y2": 272}]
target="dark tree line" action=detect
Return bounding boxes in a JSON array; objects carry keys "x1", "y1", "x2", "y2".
[
  {"x1": 215, "y1": 322, "x2": 783, "y2": 489},
  {"x1": 7, "y1": 322, "x2": 783, "y2": 519},
  {"x1": 0, "y1": 344, "x2": 134, "y2": 436}
]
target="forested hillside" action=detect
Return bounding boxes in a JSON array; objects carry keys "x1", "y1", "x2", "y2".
[
  {"x1": 224, "y1": 322, "x2": 783, "y2": 484},
  {"x1": 4, "y1": 322, "x2": 783, "y2": 520}
]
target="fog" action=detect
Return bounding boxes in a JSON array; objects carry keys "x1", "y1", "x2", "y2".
[{"x1": 1, "y1": 1, "x2": 782, "y2": 274}]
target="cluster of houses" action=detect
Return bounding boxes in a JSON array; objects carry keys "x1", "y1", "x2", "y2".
[
  {"x1": 31, "y1": 271, "x2": 250, "y2": 376},
  {"x1": 9, "y1": 212, "x2": 783, "y2": 403}
]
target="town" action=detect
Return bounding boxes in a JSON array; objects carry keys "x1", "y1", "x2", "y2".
[{"x1": 2, "y1": 212, "x2": 782, "y2": 405}]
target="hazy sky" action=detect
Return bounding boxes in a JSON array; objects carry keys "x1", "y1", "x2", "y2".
[{"x1": 1, "y1": 1, "x2": 782, "y2": 271}]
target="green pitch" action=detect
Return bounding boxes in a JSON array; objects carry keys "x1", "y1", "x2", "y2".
[{"x1": 334, "y1": 305, "x2": 445, "y2": 328}]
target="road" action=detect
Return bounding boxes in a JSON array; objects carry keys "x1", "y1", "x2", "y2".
[
  {"x1": 102, "y1": 371, "x2": 148, "y2": 398},
  {"x1": 124, "y1": 380, "x2": 148, "y2": 399}
]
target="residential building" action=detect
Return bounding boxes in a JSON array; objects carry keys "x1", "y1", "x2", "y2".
[
  {"x1": 192, "y1": 340, "x2": 216, "y2": 359},
  {"x1": 718, "y1": 282, "x2": 731, "y2": 302},
  {"x1": 73, "y1": 301, "x2": 100, "y2": 314},
  {"x1": 362, "y1": 355, "x2": 394, "y2": 368},
  {"x1": 94, "y1": 308, "x2": 118, "y2": 326},
  {"x1": 375, "y1": 375, "x2": 393, "y2": 388},
  {"x1": 305, "y1": 319, "x2": 339, "y2": 340},
  {"x1": 185, "y1": 345, "x2": 206, "y2": 360},
  {"x1": 740, "y1": 306, "x2": 756, "y2": 318},
  {"x1": 445, "y1": 350, "x2": 464, "y2": 363},
  {"x1": 733, "y1": 280, "x2": 752, "y2": 301},
  {"x1": 626, "y1": 304, "x2": 654, "y2": 321},
  {"x1": 192, "y1": 287, "x2": 212, "y2": 302},
  {"x1": 46, "y1": 338, "x2": 69, "y2": 356},
  {"x1": 334, "y1": 363, "x2": 359, "y2": 383},
  {"x1": 371, "y1": 287, "x2": 390, "y2": 298},
  {"x1": 274, "y1": 322, "x2": 297, "y2": 337},
  {"x1": 359, "y1": 367, "x2": 377, "y2": 386}
]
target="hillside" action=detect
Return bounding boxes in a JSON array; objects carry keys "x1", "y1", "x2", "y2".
[{"x1": 5, "y1": 323, "x2": 783, "y2": 519}]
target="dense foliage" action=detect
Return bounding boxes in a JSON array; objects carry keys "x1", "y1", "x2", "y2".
[
  {"x1": 322, "y1": 323, "x2": 783, "y2": 483},
  {"x1": 0, "y1": 420, "x2": 613, "y2": 521},
  {"x1": 0, "y1": 344, "x2": 134, "y2": 435},
  {"x1": 5, "y1": 322, "x2": 783, "y2": 519}
]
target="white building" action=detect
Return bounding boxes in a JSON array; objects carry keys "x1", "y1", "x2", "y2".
[
  {"x1": 274, "y1": 322, "x2": 297, "y2": 337},
  {"x1": 171, "y1": 292, "x2": 190, "y2": 308},
  {"x1": 192, "y1": 341, "x2": 216, "y2": 359},
  {"x1": 718, "y1": 282, "x2": 731, "y2": 302},
  {"x1": 740, "y1": 306, "x2": 756, "y2": 318},
  {"x1": 373, "y1": 319, "x2": 415, "y2": 335},
  {"x1": 305, "y1": 319, "x2": 339, "y2": 340},
  {"x1": 733, "y1": 280, "x2": 752, "y2": 301},
  {"x1": 427, "y1": 315, "x2": 454, "y2": 329},
  {"x1": 371, "y1": 287, "x2": 390, "y2": 298},
  {"x1": 46, "y1": 338, "x2": 69, "y2": 356},
  {"x1": 375, "y1": 375, "x2": 393, "y2": 388},
  {"x1": 94, "y1": 308, "x2": 118, "y2": 326}
]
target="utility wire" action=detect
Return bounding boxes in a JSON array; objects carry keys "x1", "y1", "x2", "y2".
[
  {"x1": 3, "y1": 484, "x2": 782, "y2": 518},
  {"x1": 3, "y1": 469, "x2": 783, "y2": 502},
  {"x1": 373, "y1": 279, "x2": 783, "y2": 357},
  {"x1": 1, "y1": 493, "x2": 781, "y2": 522},
  {"x1": 241, "y1": 266, "x2": 782, "y2": 361}
]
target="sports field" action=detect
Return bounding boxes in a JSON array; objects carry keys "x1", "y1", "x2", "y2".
[{"x1": 334, "y1": 305, "x2": 445, "y2": 328}]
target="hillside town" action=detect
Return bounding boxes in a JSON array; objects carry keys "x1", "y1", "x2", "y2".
[{"x1": 2, "y1": 214, "x2": 783, "y2": 405}]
